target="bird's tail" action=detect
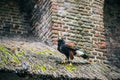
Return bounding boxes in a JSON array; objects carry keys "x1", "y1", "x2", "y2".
[
  {"x1": 75, "y1": 50, "x2": 85, "y2": 56},
  {"x1": 75, "y1": 50, "x2": 89, "y2": 59}
]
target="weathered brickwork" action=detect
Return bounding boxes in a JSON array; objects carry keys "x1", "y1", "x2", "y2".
[
  {"x1": 90, "y1": 0, "x2": 106, "y2": 62},
  {"x1": 51, "y1": 0, "x2": 81, "y2": 44},
  {"x1": 104, "y1": 0, "x2": 120, "y2": 67},
  {"x1": 0, "y1": 0, "x2": 120, "y2": 66},
  {"x1": 51, "y1": 0, "x2": 106, "y2": 62},
  {"x1": 31, "y1": 0, "x2": 53, "y2": 42},
  {"x1": 31, "y1": 0, "x2": 107, "y2": 63},
  {"x1": 0, "y1": 0, "x2": 31, "y2": 36}
]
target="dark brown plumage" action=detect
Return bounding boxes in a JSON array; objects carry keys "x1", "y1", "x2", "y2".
[{"x1": 57, "y1": 38, "x2": 89, "y2": 62}]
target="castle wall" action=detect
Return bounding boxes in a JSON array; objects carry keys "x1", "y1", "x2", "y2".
[
  {"x1": 31, "y1": 0, "x2": 53, "y2": 42},
  {"x1": 0, "y1": 0, "x2": 31, "y2": 37},
  {"x1": 51, "y1": 0, "x2": 105, "y2": 62},
  {"x1": 0, "y1": 0, "x2": 120, "y2": 65},
  {"x1": 104, "y1": 0, "x2": 120, "y2": 67}
]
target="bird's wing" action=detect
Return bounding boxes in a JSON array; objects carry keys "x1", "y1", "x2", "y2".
[{"x1": 65, "y1": 42, "x2": 75, "y2": 49}]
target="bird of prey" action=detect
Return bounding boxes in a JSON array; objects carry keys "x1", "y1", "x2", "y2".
[{"x1": 57, "y1": 38, "x2": 89, "y2": 63}]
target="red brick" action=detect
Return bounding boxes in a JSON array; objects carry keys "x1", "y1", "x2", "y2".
[
  {"x1": 96, "y1": 28, "x2": 103, "y2": 32},
  {"x1": 63, "y1": 26, "x2": 68, "y2": 29},
  {"x1": 92, "y1": 52, "x2": 97, "y2": 55},
  {"x1": 94, "y1": 33, "x2": 100, "y2": 37},
  {"x1": 52, "y1": 30, "x2": 59, "y2": 34},
  {"x1": 93, "y1": 44, "x2": 98, "y2": 48},
  {"x1": 99, "y1": 42, "x2": 107, "y2": 49},
  {"x1": 100, "y1": 35, "x2": 106, "y2": 38},
  {"x1": 53, "y1": 9, "x2": 58, "y2": 13},
  {"x1": 52, "y1": 26, "x2": 60, "y2": 30},
  {"x1": 103, "y1": 53, "x2": 108, "y2": 56}
]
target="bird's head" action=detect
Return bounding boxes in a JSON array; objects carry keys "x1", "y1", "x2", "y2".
[{"x1": 58, "y1": 37, "x2": 65, "y2": 45}]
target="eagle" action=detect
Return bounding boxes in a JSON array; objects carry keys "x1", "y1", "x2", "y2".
[{"x1": 57, "y1": 38, "x2": 89, "y2": 63}]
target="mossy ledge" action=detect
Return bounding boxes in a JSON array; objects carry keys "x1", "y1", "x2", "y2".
[
  {"x1": 0, "y1": 40, "x2": 120, "y2": 80},
  {"x1": 0, "y1": 69, "x2": 101, "y2": 80}
]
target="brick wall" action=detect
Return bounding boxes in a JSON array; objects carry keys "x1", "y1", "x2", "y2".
[
  {"x1": 51, "y1": 0, "x2": 81, "y2": 44},
  {"x1": 31, "y1": 0, "x2": 53, "y2": 42},
  {"x1": 90, "y1": 0, "x2": 106, "y2": 62},
  {"x1": 30, "y1": 0, "x2": 107, "y2": 62},
  {"x1": 0, "y1": 0, "x2": 119, "y2": 65},
  {"x1": 0, "y1": 0, "x2": 31, "y2": 37},
  {"x1": 51, "y1": 0, "x2": 106, "y2": 62},
  {"x1": 104, "y1": 0, "x2": 120, "y2": 67}
]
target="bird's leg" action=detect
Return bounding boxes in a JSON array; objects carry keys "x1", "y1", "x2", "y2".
[
  {"x1": 69, "y1": 63, "x2": 72, "y2": 66},
  {"x1": 68, "y1": 58, "x2": 73, "y2": 66},
  {"x1": 69, "y1": 61, "x2": 72, "y2": 66}
]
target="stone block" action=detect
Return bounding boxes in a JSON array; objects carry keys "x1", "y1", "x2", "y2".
[{"x1": 99, "y1": 42, "x2": 107, "y2": 49}]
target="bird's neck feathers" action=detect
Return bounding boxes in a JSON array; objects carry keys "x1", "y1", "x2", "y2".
[
  {"x1": 58, "y1": 39, "x2": 65, "y2": 46},
  {"x1": 61, "y1": 40, "x2": 65, "y2": 44}
]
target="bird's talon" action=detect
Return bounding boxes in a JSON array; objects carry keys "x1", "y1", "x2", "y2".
[
  {"x1": 62, "y1": 59, "x2": 68, "y2": 63},
  {"x1": 62, "y1": 61, "x2": 65, "y2": 64},
  {"x1": 69, "y1": 62, "x2": 72, "y2": 66}
]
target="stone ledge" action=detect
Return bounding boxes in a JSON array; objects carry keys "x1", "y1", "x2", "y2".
[{"x1": 0, "y1": 39, "x2": 120, "y2": 80}]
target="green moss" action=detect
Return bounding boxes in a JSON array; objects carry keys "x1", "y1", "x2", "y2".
[
  {"x1": 36, "y1": 51, "x2": 46, "y2": 55},
  {"x1": 16, "y1": 50, "x2": 25, "y2": 57},
  {"x1": 0, "y1": 62, "x2": 3, "y2": 68},
  {"x1": 36, "y1": 49, "x2": 50, "y2": 55},
  {"x1": 12, "y1": 56, "x2": 20, "y2": 64},
  {"x1": 0, "y1": 45, "x2": 20, "y2": 64},
  {"x1": 29, "y1": 48, "x2": 59, "y2": 55},
  {"x1": 3, "y1": 59, "x2": 8, "y2": 64},
  {"x1": 36, "y1": 49, "x2": 58, "y2": 55},
  {"x1": 40, "y1": 66, "x2": 46, "y2": 71},
  {"x1": 52, "y1": 51, "x2": 58, "y2": 54},
  {"x1": 101, "y1": 66, "x2": 109, "y2": 72},
  {"x1": 34, "y1": 65, "x2": 46, "y2": 72},
  {"x1": 52, "y1": 67, "x2": 57, "y2": 71},
  {"x1": 29, "y1": 48, "x2": 34, "y2": 51},
  {"x1": 65, "y1": 64, "x2": 76, "y2": 72},
  {"x1": 0, "y1": 46, "x2": 13, "y2": 57},
  {"x1": 42, "y1": 49, "x2": 51, "y2": 54},
  {"x1": 34, "y1": 64, "x2": 41, "y2": 70}
]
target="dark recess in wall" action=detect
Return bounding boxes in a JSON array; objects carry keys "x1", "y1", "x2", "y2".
[
  {"x1": 0, "y1": 0, "x2": 36, "y2": 37},
  {"x1": 104, "y1": 0, "x2": 120, "y2": 67}
]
